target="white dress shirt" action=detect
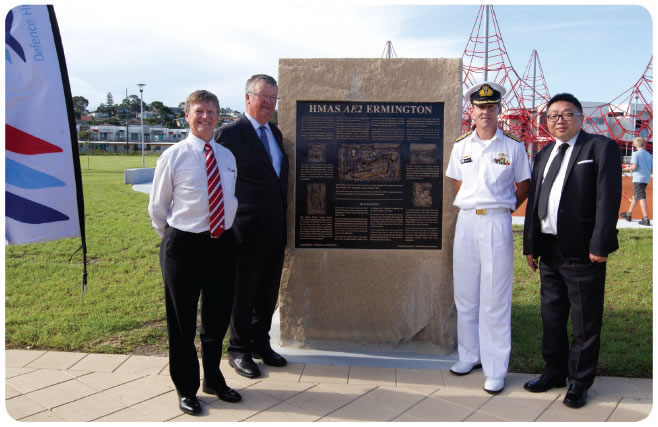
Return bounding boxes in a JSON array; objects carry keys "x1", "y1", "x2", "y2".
[
  {"x1": 446, "y1": 128, "x2": 531, "y2": 210},
  {"x1": 148, "y1": 133, "x2": 238, "y2": 238},
  {"x1": 539, "y1": 134, "x2": 578, "y2": 235},
  {"x1": 245, "y1": 112, "x2": 282, "y2": 177}
]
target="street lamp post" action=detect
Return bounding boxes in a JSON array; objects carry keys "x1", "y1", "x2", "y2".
[
  {"x1": 627, "y1": 95, "x2": 639, "y2": 160},
  {"x1": 635, "y1": 95, "x2": 640, "y2": 138},
  {"x1": 138, "y1": 83, "x2": 146, "y2": 168}
]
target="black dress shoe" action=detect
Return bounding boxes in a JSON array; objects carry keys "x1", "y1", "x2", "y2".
[
  {"x1": 523, "y1": 374, "x2": 566, "y2": 393},
  {"x1": 202, "y1": 382, "x2": 242, "y2": 403},
  {"x1": 178, "y1": 396, "x2": 201, "y2": 415},
  {"x1": 253, "y1": 349, "x2": 287, "y2": 367},
  {"x1": 229, "y1": 357, "x2": 261, "y2": 378},
  {"x1": 563, "y1": 384, "x2": 587, "y2": 408}
]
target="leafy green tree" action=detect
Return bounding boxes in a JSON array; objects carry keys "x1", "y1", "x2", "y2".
[
  {"x1": 72, "y1": 96, "x2": 89, "y2": 119},
  {"x1": 104, "y1": 92, "x2": 116, "y2": 117},
  {"x1": 149, "y1": 101, "x2": 174, "y2": 121},
  {"x1": 149, "y1": 100, "x2": 164, "y2": 111},
  {"x1": 96, "y1": 103, "x2": 109, "y2": 116},
  {"x1": 120, "y1": 94, "x2": 147, "y2": 118},
  {"x1": 176, "y1": 102, "x2": 186, "y2": 118}
]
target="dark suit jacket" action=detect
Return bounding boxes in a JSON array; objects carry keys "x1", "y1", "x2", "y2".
[
  {"x1": 523, "y1": 130, "x2": 622, "y2": 259},
  {"x1": 215, "y1": 115, "x2": 289, "y2": 249}
]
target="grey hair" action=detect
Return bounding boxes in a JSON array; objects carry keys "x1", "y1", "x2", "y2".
[{"x1": 245, "y1": 74, "x2": 278, "y2": 93}]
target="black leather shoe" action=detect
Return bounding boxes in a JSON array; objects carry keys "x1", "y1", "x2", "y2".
[
  {"x1": 523, "y1": 374, "x2": 566, "y2": 393},
  {"x1": 178, "y1": 396, "x2": 201, "y2": 415},
  {"x1": 202, "y1": 382, "x2": 242, "y2": 403},
  {"x1": 229, "y1": 357, "x2": 261, "y2": 378},
  {"x1": 563, "y1": 384, "x2": 587, "y2": 408},
  {"x1": 253, "y1": 349, "x2": 287, "y2": 367}
]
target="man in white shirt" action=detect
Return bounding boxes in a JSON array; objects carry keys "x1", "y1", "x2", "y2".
[
  {"x1": 445, "y1": 81, "x2": 531, "y2": 394},
  {"x1": 149, "y1": 90, "x2": 240, "y2": 415}
]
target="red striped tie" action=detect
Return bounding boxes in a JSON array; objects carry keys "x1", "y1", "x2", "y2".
[{"x1": 204, "y1": 142, "x2": 224, "y2": 238}]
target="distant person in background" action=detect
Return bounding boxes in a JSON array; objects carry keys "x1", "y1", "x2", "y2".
[
  {"x1": 215, "y1": 74, "x2": 289, "y2": 380},
  {"x1": 445, "y1": 81, "x2": 531, "y2": 395},
  {"x1": 149, "y1": 90, "x2": 241, "y2": 415},
  {"x1": 620, "y1": 136, "x2": 653, "y2": 226}
]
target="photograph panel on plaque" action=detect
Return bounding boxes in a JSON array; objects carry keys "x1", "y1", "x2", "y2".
[
  {"x1": 338, "y1": 143, "x2": 401, "y2": 182},
  {"x1": 306, "y1": 182, "x2": 327, "y2": 215}
]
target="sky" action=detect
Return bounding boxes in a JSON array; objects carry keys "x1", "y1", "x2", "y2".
[{"x1": 35, "y1": 0, "x2": 655, "y2": 112}]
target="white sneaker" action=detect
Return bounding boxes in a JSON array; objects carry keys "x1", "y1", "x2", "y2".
[
  {"x1": 484, "y1": 377, "x2": 505, "y2": 394},
  {"x1": 450, "y1": 361, "x2": 482, "y2": 376}
]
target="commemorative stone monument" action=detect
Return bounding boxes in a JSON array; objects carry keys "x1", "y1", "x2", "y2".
[{"x1": 278, "y1": 58, "x2": 462, "y2": 352}]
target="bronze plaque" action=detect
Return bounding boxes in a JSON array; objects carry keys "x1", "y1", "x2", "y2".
[{"x1": 295, "y1": 101, "x2": 443, "y2": 249}]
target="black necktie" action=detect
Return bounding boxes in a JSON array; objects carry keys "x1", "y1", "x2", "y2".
[{"x1": 537, "y1": 143, "x2": 569, "y2": 220}]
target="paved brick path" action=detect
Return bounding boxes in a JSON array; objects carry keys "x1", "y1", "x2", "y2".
[{"x1": 5, "y1": 349, "x2": 652, "y2": 422}]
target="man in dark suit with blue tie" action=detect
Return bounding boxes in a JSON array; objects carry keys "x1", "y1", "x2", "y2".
[
  {"x1": 522, "y1": 93, "x2": 622, "y2": 408},
  {"x1": 215, "y1": 74, "x2": 289, "y2": 379}
]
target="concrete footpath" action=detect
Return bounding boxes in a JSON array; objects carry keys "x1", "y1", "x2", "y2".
[{"x1": 5, "y1": 348, "x2": 652, "y2": 422}]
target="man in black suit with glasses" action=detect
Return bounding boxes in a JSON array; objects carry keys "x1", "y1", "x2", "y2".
[{"x1": 523, "y1": 93, "x2": 622, "y2": 408}]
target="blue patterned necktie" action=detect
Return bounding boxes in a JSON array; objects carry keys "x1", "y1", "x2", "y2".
[{"x1": 259, "y1": 126, "x2": 273, "y2": 164}]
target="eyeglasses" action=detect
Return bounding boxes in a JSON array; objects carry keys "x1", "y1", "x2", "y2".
[
  {"x1": 546, "y1": 112, "x2": 583, "y2": 122},
  {"x1": 247, "y1": 91, "x2": 279, "y2": 102}
]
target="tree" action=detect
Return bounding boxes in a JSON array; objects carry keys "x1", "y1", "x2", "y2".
[
  {"x1": 120, "y1": 94, "x2": 146, "y2": 118},
  {"x1": 77, "y1": 130, "x2": 92, "y2": 141},
  {"x1": 149, "y1": 100, "x2": 162, "y2": 109},
  {"x1": 96, "y1": 102, "x2": 109, "y2": 116},
  {"x1": 105, "y1": 92, "x2": 116, "y2": 117},
  {"x1": 72, "y1": 96, "x2": 89, "y2": 119},
  {"x1": 149, "y1": 101, "x2": 174, "y2": 121}
]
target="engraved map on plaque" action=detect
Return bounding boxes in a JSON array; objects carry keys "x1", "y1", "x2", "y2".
[{"x1": 295, "y1": 101, "x2": 444, "y2": 249}]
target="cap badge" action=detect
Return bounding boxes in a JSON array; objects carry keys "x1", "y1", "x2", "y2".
[{"x1": 479, "y1": 84, "x2": 494, "y2": 98}]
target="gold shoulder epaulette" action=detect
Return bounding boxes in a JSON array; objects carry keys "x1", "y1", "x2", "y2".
[
  {"x1": 503, "y1": 131, "x2": 521, "y2": 142},
  {"x1": 456, "y1": 130, "x2": 473, "y2": 142}
]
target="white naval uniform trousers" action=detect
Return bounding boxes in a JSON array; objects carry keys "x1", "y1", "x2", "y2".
[
  {"x1": 446, "y1": 128, "x2": 531, "y2": 380},
  {"x1": 453, "y1": 208, "x2": 513, "y2": 379}
]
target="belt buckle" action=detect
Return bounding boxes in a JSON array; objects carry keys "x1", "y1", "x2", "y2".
[{"x1": 475, "y1": 209, "x2": 486, "y2": 215}]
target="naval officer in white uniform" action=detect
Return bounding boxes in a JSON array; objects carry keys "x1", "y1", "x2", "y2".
[{"x1": 445, "y1": 82, "x2": 531, "y2": 394}]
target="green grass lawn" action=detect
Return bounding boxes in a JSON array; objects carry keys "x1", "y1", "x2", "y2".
[
  {"x1": 510, "y1": 226, "x2": 653, "y2": 378},
  {"x1": 5, "y1": 155, "x2": 653, "y2": 378},
  {"x1": 5, "y1": 154, "x2": 166, "y2": 355}
]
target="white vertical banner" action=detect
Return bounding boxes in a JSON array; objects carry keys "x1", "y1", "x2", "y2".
[{"x1": 5, "y1": 5, "x2": 86, "y2": 245}]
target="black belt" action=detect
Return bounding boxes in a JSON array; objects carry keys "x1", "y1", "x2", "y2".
[
  {"x1": 540, "y1": 232, "x2": 558, "y2": 241},
  {"x1": 170, "y1": 227, "x2": 229, "y2": 239}
]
